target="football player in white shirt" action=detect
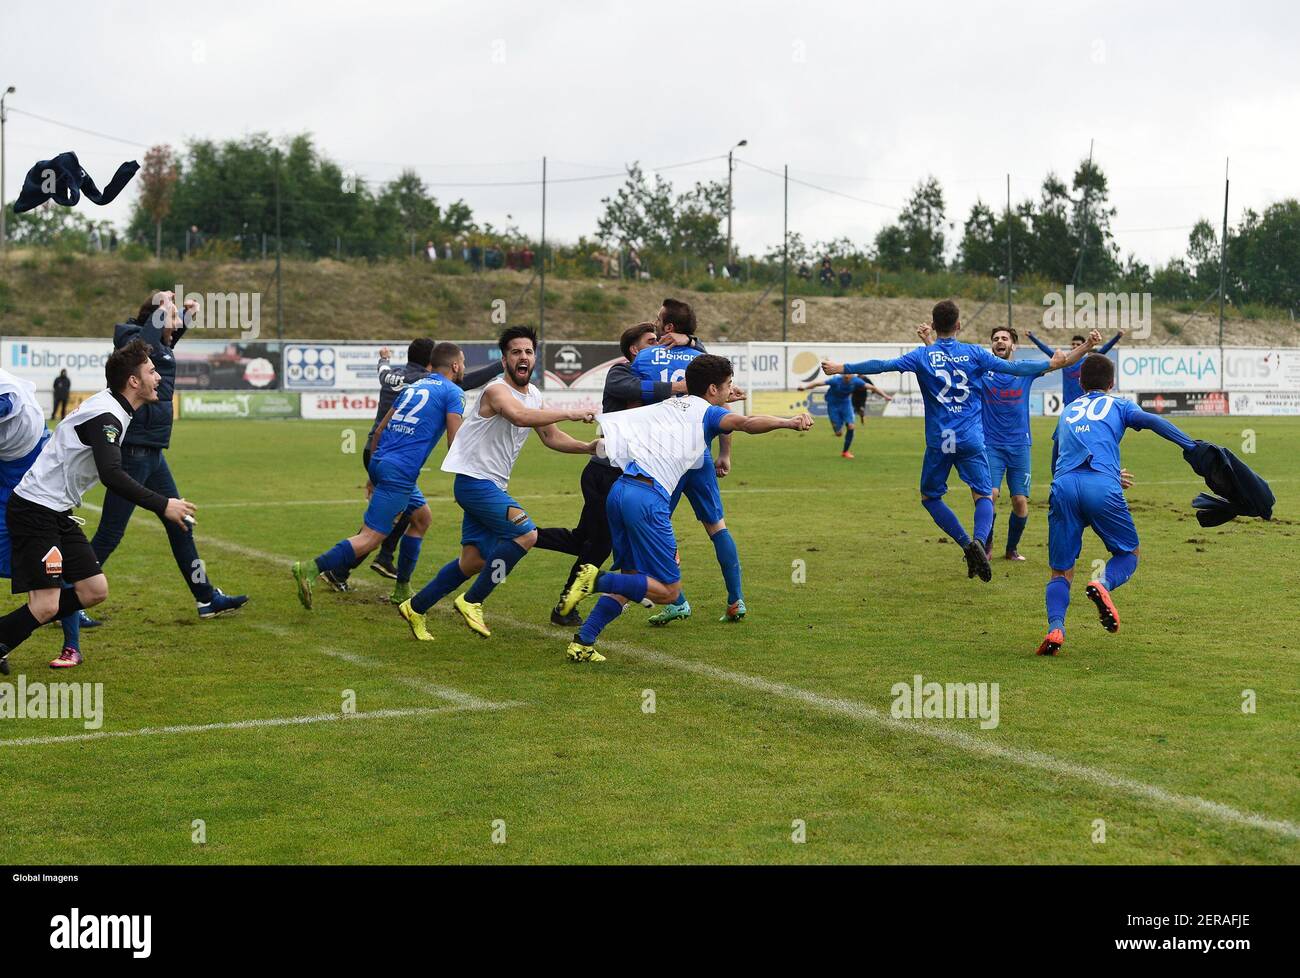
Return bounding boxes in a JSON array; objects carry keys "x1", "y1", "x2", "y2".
[
  {"x1": 556, "y1": 354, "x2": 812, "y2": 662},
  {"x1": 397, "y1": 326, "x2": 597, "y2": 641}
]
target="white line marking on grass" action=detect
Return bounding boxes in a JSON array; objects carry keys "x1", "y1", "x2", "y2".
[
  {"x1": 90, "y1": 510, "x2": 1300, "y2": 841},
  {"x1": 469, "y1": 613, "x2": 1300, "y2": 841},
  {"x1": 0, "y1": 704, "x2": 512, "y2": 748},
  {"x1": 87, "y1": 487, "x2": 832, "y2": 512},
  {"x1": 250, "y1": 622, "x2": 518, "y2": 711}
]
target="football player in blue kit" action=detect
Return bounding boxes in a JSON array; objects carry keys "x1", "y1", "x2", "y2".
[
  {"x1": 292, "y1": 343, "x2": 466, "y2": 610},
  {"x1": 796, "y1": 373, "x2": 891, "y2": 458},
  {"x1": 627, "y1": 299, "x2": 748, "y2": 624},
  {"x1": 1036, "y1": 353, "x2": 1197, "y2": 657},
  {"x1": 917, "y1": 320, "x2": 1099, "y2": 562},
  {"x1": 823, "y1": 300, "x2": 1090, "y2": 582}
]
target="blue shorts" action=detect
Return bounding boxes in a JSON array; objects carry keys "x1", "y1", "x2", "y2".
[
  {"x1": 920, "y1": 442, "x2": 992, "y2": 498},
  {"x1": 827, "y1": 400, "x2": 854, "y2": 430},
  {"x1": 986, "y1": 443, "x2": 1033, "y2": 498},
  {"x1": 670, "y1": 454, "x2": 725, "y2": 525},
  {"x1": 0, "y1": 434, "x2": 51, "y2": 578},
  {"x1": 1047, "y1": 468, "x2": 1139, "y2": 571},
  {"x1": 363, "y1": 457, "x2": 426, "y2": 534},
  {"x1": 454, "y1": 474, "x2": 536, "y2": 557},
  {"x1": 608, "y1": 477, "x2": 681, "y2": 585}
]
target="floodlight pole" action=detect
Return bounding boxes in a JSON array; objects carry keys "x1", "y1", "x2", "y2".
[
  {"x1": 1217, "y1": 158, "x2": 1229, "y2": 367},
  {"x1": 539, "y1": 156, "x2": 547, "y2": 389},
  {"x1": 1006, "y1": 173, "x2": 1013, "y2": 333},
  {"x1": 0, "y1": 86, "x2": 13, "y2": 257},
  {"x1": 782, "y1": 164, "x2": 789, "y2": 342}
]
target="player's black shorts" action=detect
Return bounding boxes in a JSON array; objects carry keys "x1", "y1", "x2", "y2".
[{"x1": 5, "y1": 493, "x2": 102, "y2": 593}]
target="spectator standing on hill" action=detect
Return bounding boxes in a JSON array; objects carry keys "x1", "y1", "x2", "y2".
[
  {"x1": 426, "y1": 240, "x2": 438, "y2": 262},
  {"x1": 838, "y1": 267, "x2": 852, "y2": 289},
  {"x1": 51, "y1": 370, "x2": 71, "y2": 421}
]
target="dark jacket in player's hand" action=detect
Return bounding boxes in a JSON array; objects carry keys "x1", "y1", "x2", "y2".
[{"x1": 1183, "y1": 440, "x2": 1275, "y2": 527}]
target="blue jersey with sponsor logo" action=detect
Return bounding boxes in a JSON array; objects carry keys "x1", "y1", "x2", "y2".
[
  {"x1": 981, "y1": 367, "x2": 1038, "y2": 448},
  {"x1": 629, "y1": 343, "x2": 717, "y2": 452},
  {"x1": 372, "y1": 375, "x2": 464, "y2": 484},
  {"x1": 1054, "y1": 392, "x2": 1195, "y2": 483},
  {"x1": 630, "y1": 343, "x2": 703, "y2": 388},
  {"x1": 846, "y1": 338, "x2": 1049, "y2": 449},
  {"x1": 824, "y1": 375, "x2": 866, "y2": 407}
]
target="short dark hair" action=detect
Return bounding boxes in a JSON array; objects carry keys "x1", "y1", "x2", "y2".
[
  {"x1": 106, "y1": 338, "x2": 153, "y2": 393},
  {"x1": 135, "y1": 296, "x2": 162, "y2": 326},
  {"x1": 661, "y1": 298, "x2": 696, "y2": 335},
  {"x1": 685, "y1": 353, "x2": 733, "y2": 397},
  {"x1": 431, "y1": 341, "x2": 462, "y2": 371},
  {"x1": 1079, "y1": 353, "x2": 1115, "y2": 392},
  {"x1": 932, "y1": 300, "x2": 960, "y2": 334},
  {"x1": 498, "y1": 325, "x2": 538, "y2": 354},
  {"x1": 991, "y1": 326, "x2": 1018, "y2": 343},
  {"x1": 407, "y1": 337, "x2": 435, "y2": 366},
  {"x1": 620, "y1": 322, "x2": 656, "y2": 361},
  {"x1": 1071, "y1": 334, "x2": 1086, "y2": 344}
]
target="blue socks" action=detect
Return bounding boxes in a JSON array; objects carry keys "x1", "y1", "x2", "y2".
[
  {"x1": 1100, "y1": 552, "x2": 1138, "y2": 591},
  {"x1": 411, "y1": 558, "x2": 468, "y2": 614},
  {"x1": 464, "y1": 539, "x2": 528, "y2": 604},
  {"x1": 710, "y1": 528, "x2": 743, "y2": 604},
  {"x1": 973, "y1": 497, "x2": 994, "y2": 544},
  {"x1": 578, "y1": 595, "x2": 625, "y2": 645},
  {"x1": 595, "y1": 571, "x2": 648, "y2": 603},
  {"x1": 922, "y1": 497, "x2": 971, "y2": 547},
  {"x1": 1006, "y1": 513, "x2": 1028, "y2": 553},
  {"x1": 314, "y1": 539, "x2": 358, "y2": 575},
  {"x1": 843, "y1": 427, "x2": 855, "y2": 452},
  {"x1": 396, "y1": 534, "x2": 422, "y2": 584},
  {"x1": 60, "y1": 585, "x2": 80, "y2": 651},
  {"x1": 1046, "y1": 577, "x2": 1071, "y2": 633}
]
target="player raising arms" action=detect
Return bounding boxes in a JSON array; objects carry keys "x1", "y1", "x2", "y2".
[
  {"x1": 1025, "y1": 326, "x2": 1123, "y2": 469},
  {"x1": 915, "y1": 322, "x2": 1065, "y2": 563},
  {"x1": 796, "y1": 373, "x2": 891, "y2": 458},
  {"x1": 0, "y1": 341, "x2": 196, "y2": 673},
  {"x1": 1036, "y1": 354, "x2": 1199, "y2": 656},
  {"x1": 396, "y1": 326, "x2": 597, "y2": 641},
  {"x1": 822, "y1": 300, "x2": 1092, "y2": 582},
  {"x1": 627, "y1": 299, "x2": 749, "y2": 624},
  {"x1": 557, "y1": 354, "x2": 812, "y2": 663},
  {"x1": 292, "y1": 342, "x2": 466, "y2": 610}
]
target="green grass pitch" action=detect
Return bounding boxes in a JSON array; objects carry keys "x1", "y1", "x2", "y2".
[{"x1": 0, "y1": 415, "x2": 1295, "y2": 864}]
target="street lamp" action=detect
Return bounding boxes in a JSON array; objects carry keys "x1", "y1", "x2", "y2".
[
  {"x1": 726, "y1": 138, "x2": 747, "y2": 268},
  {"x1": 0, "y1": 85, "x2": 13, "y2": 257}
]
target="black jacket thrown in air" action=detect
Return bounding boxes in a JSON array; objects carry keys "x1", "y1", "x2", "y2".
[
  {"x1": 13, "y1": 152, "x2": 139, "y2": 213},
  {"x1": 1182, "y1": 440, "x2": 1275, "y2": 527},
  {"x1": 113, "y1": 316, "x2": 187, "y2": 450}
]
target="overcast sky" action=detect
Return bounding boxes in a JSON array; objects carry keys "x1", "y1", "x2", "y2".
[{"x1": 2, "y1": 0, "x2": 1295, "y2": 267}]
